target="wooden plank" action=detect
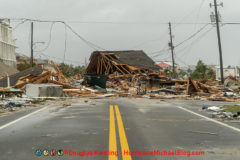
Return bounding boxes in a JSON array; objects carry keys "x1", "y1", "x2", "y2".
[
  {"x1": 100, "y1": 57, "x2": 103, "y2": 74},
  {"x1": 33, "y1": 74, "x2": 51, "y2": 84},
  {"x1": 14, "y1": 71, "x2": 50, "y2": 88},
  {"x1": 101, "y1": 57, "x2": 107, "y2": 74},
  {"x1": 119, "y1": 65, "x2": 131, "y2": 74},
  {"x1": 48, "y1": 80, "x2": 79, "y2": 89},
  {"x1": 101, "y1": 54, "x2": 125, "y2": 74},
  {"x1": 97, "y1": 56, "x2": 100, "y2": 74},
  {"x1": 103, "y1": 58, "x2": 113, "y2": 73},
  {"x1": 19, "y1": 74, "x2": 32, "y2": 81},
  {"x1": 189, "y1": 78, "x2": 200, "y2": 92},
  {"x1": 186, "y1": 78, "x2": 190, "y2": 95},
  {"x1": 51, "y1": 61, "x2": 69, "y2": 82}
]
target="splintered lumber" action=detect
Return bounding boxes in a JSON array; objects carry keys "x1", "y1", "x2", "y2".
[
  {"x1": 86, "y1": 51, "x2": 160, "y2": 75},
  {"x1": 208, "y1": 89, "x2": 220, "y2": 94},
  {"x1": 126, "y1": 65, "x2": 139, "y2": 71},
  {"x1": 104, "y1": 56, "x2": 125, "y2": 74},
  {"x1": 186, "y1": 78, "x2": 200, "y2": 95},
  {"x1": 97, "y1": 56, "x2": 100, "y2": 74},
  {"x1": 33, "y1": 73, "x2": 52, "y2": 84},
  {"x1": 51, "y1": 61, "x2": 69, "y2": 83},
  {"x1": 172, "y1": 80, "x2": 187, "y2": 84},
  {"x1": 186, "y1": 79, "x2": 191, "y2": 95},
  {"x1": 197, "y1": 82, "x2": 208, "y2": 91},
  {"x1": 197, "y1": 82, "x2": 221, "y2": 94},
  {"x1": 79, "y1": 94, "x2": 97, "y2": 97},
  {"x1": 119, "y1": 65, "x2": 131, "y2": 74},
  {"x1": 18, "y1": 74, "x2": 32, "y2": 81},
  {"x1": 189, "y1": 78, "x2": 200, "y2": 92},
  {"x1": 63, "y1": 89, "x2": 83, "y2": 95},
  {"x1": 48, "y1": 80, "x2": 79, "y2": 89},
  {"x1": 14, "y1": 71, "x2": 50, "y2": 88}
]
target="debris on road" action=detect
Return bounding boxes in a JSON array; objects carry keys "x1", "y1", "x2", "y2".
[
  {"x1": 207, "y1": 106, "x2": 222, "y2": 112},
  {"x1": 202, "y1": 105, "x2": 240, "y2": 120},
  {"x1": 0, "y1": 50, "x2": 239, "y2": 115},
  {"x1": 1, "y1": 51, "x2": 239, "y2": 102}
]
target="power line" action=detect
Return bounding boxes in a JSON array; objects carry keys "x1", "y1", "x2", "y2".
[
  {"x1": 222, "y1": 22, "x2": 240, "y2": 25},
  {"x1": 13, "y1": 19, "x2": 27, "y2": 30},
  {"x1": 175, "y1": 54, "x2": 188, "y2": 67},
  {"x1": 4, "y1": 18, "x2": 212, "y2": 25},
  {"x1": 64, "y1": 21, "x2": 211, "y2": 25},
  {"x1": 36, "y1": 52, "x2": 85, "y2": 65},
  {"x1": 149, "y1": 24, "x2": 210, "y2": 55},
  {"x1": 175, "y1": 23, "x2": 209, "y2": 48},
  {"x1": 6, "y1": 18, "x2": 107, "y2": 51},
  {"x1": 129, "y1": 33, "x2": 169, "y2": 49},
  {"x1": 148, "y1": 44, "x2": 169, "y2": 55},
  {"x1": 0, "y1": 19, "x2": 26, "y2": 40},
  {"x1": 176, "y1": 26, "x2": 214, "y2": 55},
  {"x1": 7, "y1": 17, "x2": 240, "y2": 25},
  {"x1": 172, "y1": 1, "x2": 209, "y2": 29},
  {"x1": 179, "y1": 0, "x2": 207, "y2": 63},
  {"x1": 64, "y1": 22, "x2": 106, "y2": 50},
  {"x1": 35, "y1": 22, "x2": 55, "y2": 52},
  {"x1": 67, "y1": 21, "x2": 168, "y2": 24},
  {"x1": 153, "y1": 51, "x2": 173, "y2": 62},
  {"x1": 150, "y1": 50, "x2": 170, "y2": 58},
  {"x1": 194, "y1": 0, "x2": 207, "y2": 30},
  {"x1": 175, "y1": 26, "x2": 214, "y2": 64}
]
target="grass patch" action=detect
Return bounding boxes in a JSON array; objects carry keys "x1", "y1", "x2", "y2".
[{"x1": 222, "y1": 105, "x2": 240, "y2": 114}]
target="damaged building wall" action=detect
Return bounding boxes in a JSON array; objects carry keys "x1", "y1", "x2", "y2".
[{"x1": 0, "y1": 19, "x2": 17, "y2": 68}]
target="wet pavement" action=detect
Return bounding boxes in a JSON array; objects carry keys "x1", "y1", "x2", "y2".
[{"x1": 0, "y1": 98, "x2": 240, "y2": 160}]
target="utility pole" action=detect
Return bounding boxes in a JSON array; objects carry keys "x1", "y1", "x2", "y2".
[
  {"x1": 30, "y1": 22, "x2": 34, "y2": 67},
  {"x1": 210, "y1": 0, "x2": 224, "y2": 84},
  {"x1": 168, "y1": 22, "x2": 175, "y2": 78}
]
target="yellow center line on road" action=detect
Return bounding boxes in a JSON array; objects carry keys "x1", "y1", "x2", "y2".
[
  {"x1": 109, "y1": 105, "x2": 118, "y2": 160},
  {"x1": 115, "y1": 105, "x2": 132, "y2": 160}
]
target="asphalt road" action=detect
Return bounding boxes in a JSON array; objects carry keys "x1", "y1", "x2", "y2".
[{"x1": 0, "y1": 98, "x2": 240, "y2": 160}]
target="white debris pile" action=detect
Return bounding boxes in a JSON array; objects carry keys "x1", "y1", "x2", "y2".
[{"x1": 202, "y1": 105, "x2": 240, "y2": 120}]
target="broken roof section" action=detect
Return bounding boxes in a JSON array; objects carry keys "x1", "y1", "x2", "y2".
[
  {"x1": 0, "y1": 62, "x2": 19, "y2": 78},
  {"x1": 0, "y1": 67, "x2": 44, "y2": 87},
  {"x1": 86, "y1": 50, "x2": 160, "y2": 75}
]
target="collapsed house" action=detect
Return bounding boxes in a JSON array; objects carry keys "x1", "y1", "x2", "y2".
[
  {"x1": 85, "y1": 50, "x2": 187, "y2": 89},
  {"x1": 86, "y1": 50, "x2": 160, "y2": 75},
  {"x1": 0, "y1": 50, "x2": 238, "y2": 101}
]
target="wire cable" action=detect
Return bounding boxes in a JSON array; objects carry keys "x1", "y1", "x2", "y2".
[
  {"x1": 36, "y1": 52, "x2": 85, "y2": 65},
  {"x1": 63, "y1": 22, "x2": 107, "y2": 51},
  {"x1": 175, "y1": 23, "x2": 209, "y2": 48},
  {"x1": 7, "y1": 18, "x2": 107, "y2": 51},
  {"x1": 35, "y1": 22, "x2": 55, "y2": 52},
  {"x1": 176, "y1": 26, "x2": 214, "y2": 55}
]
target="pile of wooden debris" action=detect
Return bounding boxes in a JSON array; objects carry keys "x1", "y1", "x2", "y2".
[{"x1": 0, "y1": 50, "x2": 239, "y2": 101}]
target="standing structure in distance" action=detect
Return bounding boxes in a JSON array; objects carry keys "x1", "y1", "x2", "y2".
[{"x1": 0, "y1": 19, "x2": 17, "y2": 67}]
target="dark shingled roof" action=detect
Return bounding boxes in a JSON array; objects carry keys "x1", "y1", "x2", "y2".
[
  {"x1": 0, "y1": 62, "x2": 19, "y2": 77},
  {"x1": 0, "y1": 68, "x2": 44, "y2": 87},
  {"x1": 97, "y1": 50, "x2": 160, "y2": 70}
]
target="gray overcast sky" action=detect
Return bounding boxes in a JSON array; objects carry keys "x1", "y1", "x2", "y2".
[{"x1": 1, "y1": 0, "x2": 240, "y2": 66}]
